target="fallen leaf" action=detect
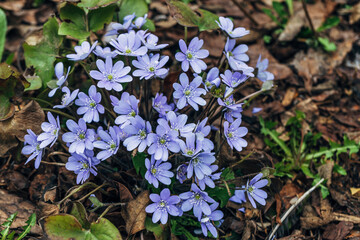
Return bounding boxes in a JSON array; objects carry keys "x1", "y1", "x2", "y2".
[
  {"x1": 350, "y1": 188, "x2": 360, "y2": 197},
  {"x1": 323, "y1": 222, "x2": 353, "y2": 240},
  {"x1": 318, "y1": 160, "x2": 334, "y2": 186},
  {"x1": 281, "y1": 87, "x2": 297, "y2": 107},
  {"x1": 121, "y1": 190, "x2": 150, "y2": 235},
  {"x1": 350, "y1": 2, "x2": 360, "y2": 25}
]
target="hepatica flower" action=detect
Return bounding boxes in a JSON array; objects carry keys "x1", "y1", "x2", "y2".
[
  {"x1": 106, "y1": 13, "x2": 135, "y2": 36},
  {"x1": 134, "y1": 14, "x2": 147, "y2": 29},
  {"x1": 123, "y1": 115, "x2": 152, "y2": 152},
  {"x1": 256, "y1": 55, "x2": 274, "y2": 82},
  {"x1": 229, "y1": 189, "x2": 246, "y2": 212},
  {"x1": 179, "y1": 133, "x2": 202, "y2": 158},
  {"x1": 113, "y1": 92, "x2": 139, "y2": 126},
  {"x1": 194, "y1": 117, "x2": 214, "y2": 151},
  {"x1": 22, "y1": 129, "x2": 44, "y2": 169},
  {"x1": 203, "y1": 67, "x2": 220, "y2": 91},
  {"x1": 187, "y1": 152, "x2": 216, "y2": 180},
  {"x1": 197, "y1": 165, "x2": 222, "y2": 190},
  {"x1": 145, "y1": 156, "x2": 174, "y2": 188},
  {"x1": 138, "y1": 31, "x2": 168, "y2": 51},
  {"x1": 147, "y1": 125, "x2": 180, "y2": 161},
  {"x1": 65, "y1": 152, "x2": 100, "y2": 184},
  {"x1": 53, "y1": 87, "x2": 79, "y2": 109},
  {"x1": 110, "y1": 31, "x2": 147, "y2": 57},
  {"x1": 93, "y1": 127, "x2": 120, "y2": 160},
  {"x1": 200, "y1": 202, "x2": 224, "y2": 238},
  {"x1": 145, "y1": 188, "x2": 180, "y2": 224},
  {"x1": 90, "y1": 57, "x2": 132, "y2": 91},
  {"x1": 157, "y1": 111, "x2": 195, "y2": 137},
  {"x1": 132, "y1": 54, "x2": 169, "y2": 80},
  {"x1": 179, "y1": 183, "x2": 216, "y2": 220},
  {"x1": 224, "y1": 118, "x2": 248, "y2": 152},
  {"x1": 66, "y1": 41, "x2": 98, "y2": 61},
  {"x1": 221, "y1": 69, "x2": 248, "y2": 88},
  {"x1": 93, "y1": 46, "x2": 117, "y2": 59},
  {"x1": 175, "y1": 37, "x2": 209, "y2": 73},
  {"x1": 218, "y1": 92, "x2": 243, "y2": 122},
  {"x1": 62, "y1": 118, "x2": 95, "y2": 154},
  {"x1": 224, "y1": 38, "x2": 250, "y2": 71},
  {"x1": 75, "y1": 85, "x2": 105, "y2": 123},
  {"x1": 37, "y1": 112, "x2": 60, "y2": 148},
  {"x1": 173, "y1": 73, "x2": 206, "y2": 111},
  {"x1": 245, "y1": 173, "x2": 268, "y2": 208},
  {"x1": 49, "y1": 62, "x2": 71, "y2": 97},
  {"x1": 216, "y1": 17, "x2": 250, "y2": 38},
  {"x1": 152, "y1": 93, "x2": 173, "y2": 117},
  {"x1": 176, "y1": 164, "x2": 188, "y2": 184}
]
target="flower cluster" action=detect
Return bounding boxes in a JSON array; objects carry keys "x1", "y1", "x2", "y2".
[{"x1": 21, "y1": 13, "x2": 273, "y2": 238}]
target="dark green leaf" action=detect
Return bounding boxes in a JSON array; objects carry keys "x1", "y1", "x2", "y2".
[
  {"x1": 170, "y1": 219, "x2": 199, "y2": 240},
  {"x1": 78, "y1": 0, "x2": 117, "y2": 9},
  {"x1": 118, "y1": 0, "x2": 148, "y2": 20},
  {"x1": 145, "y1": 217, "x2": 165, "y2": 239},
  {"x1": 1, "y1": 212, "x2": 17, "y2": 239},
  {"x1": 24, "y1": 76, "x2": 42, "y2": 92},
  {"x1": 195, "y1": 9, "x2": 219, "y2": 31},
  {"x1": 273, "y1": 2, "x2": 287, "y2": 22},
  {"x1": 318, "y1": 37, "x2": 336, "y2": 52},
  {"x1": 89, "y1": 5, "x2": 116, "y2": 32},
  {"x1": 207, "y1": 186, "x2": 233, "y2": 208},
  {"x1": 44, "y1": 214, "x2": 85, "y2": 239},
  {"x1": 58, "y1": 3, "x2": 89, "y2": 40},
  {"x1": 142, "y1": 19, "x2": 156, "y2": 32},
  {"x1": 0, "y1": 8, "x2": 7, "y2": 61},
  {"x1": 168, "y1": 0, "x2": 199, "y2": 27},
  {"x1": 221, "y1": 168, "x2": 235, "y2": 181},
  {"x1": 23, "y1": 17, "x2": 63, "y2": 86},
  {"x1": 89, "y1": 218, "x2": 122, "y2": 240},
  {"x1": 17, "y1": 213, "x2": 36, "y2": 240},
  {"x1": 262, "y1": 8, "x2": 281, "y2": 26},
  {"x1": 317, "y1": 16, "x2": 340, "y2": 32},
  {"x1": 70, "y1": 202, "x2": 90, "y2": 229},
  {"x1": 333, "y1": 164, "x2": 347, "y2": 176},
  {"x1": 132, "y1": 152, "x2": 147, "y2": 176}
]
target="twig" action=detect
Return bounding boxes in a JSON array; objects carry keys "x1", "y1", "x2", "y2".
[
  {"x1": 267, "y1": 178, "x2": 325, "y2": 240},
  {"x1": 97, "y1": 202, "x2": 126, "y2": 221},
  {"x1": 41, "y1": 161, "x2": 66, "y2": 167},
  {"x1": 78, "y1": 182, "x2": 108, "y2": 202},
  {"x1": 230, "y1": 0, "x2": 259, "y2": 26},
  {"x1": 301, "y1": 0, "x2": 317, "y2": 37}
]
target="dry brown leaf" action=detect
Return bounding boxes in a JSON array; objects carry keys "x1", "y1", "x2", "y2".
[
  {"x1": 350, "y1": 188, "x2": 360, "y2": 197},
  {"x1": 122, "y1": 190, "x2": 150, "y2": 235},
  {"x1": 0, "y1": 189, "x2": 42, "y2": 234},
  {"x1": 0, "y1": 0, "x2": 26, "y2": 11},
  {"x1": 318, "y1": 160, "x2": 334, "y2": 186},
  {"x1": 279, "y1": 11, "x2": 306, "y2": 42},
  {"x1": 281, "y1": 87, "x2": 297, "y2": 107},
  {"x1": 350, "y1": 2, "x2": 360, "y2": 24},
  {"x1": 323, "y1": 222, "x2": 354, "y2": 240},
  {"x1": 0, "y1": 100, "x2": 45, "y2": 156}
]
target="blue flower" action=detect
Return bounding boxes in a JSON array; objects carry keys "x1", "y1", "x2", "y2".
[
  {"x1": 37, "y1": 112, "x2": 60, "y2": 148},
  {"x1": 176, "y1": 164, "x2": 188, "y2": 184},
  {"x1": 203, "y1": 67, "x2": 221, "y2": 91},
  {"x1": 106, "y1": 14, "x2": 136, "y2": 35},
  {"x1": 194, "y1": 117, "x2": 214, "y2": 151},
  {"x1": 65, "y1": 151, "x2": 100, "y2": 184},
  {"x1": 113, "y1": 92, "x2": 139, "y2": 126},
  {"x1": 90, "y1": 57, "x2": 132, "y2": 91},
  {"x1": 145, "y1": 156, "x2": 174, "y2": 188},
  {"x1": 75, "y1": 85, "x2": 105, "y2": 123},
  {"x1": 66, "y1": 41, "x2": 98, "y2": 61},
  {"x1": 147, "y1": 125, "x2": 181, "y2": 161},
  {"x1": 132, "y1": 54, "x2": 169, "y2": 80},
  {"x1": 173, "y1": 73, "x2": 206, "y2": 111},
  {"x1": 138, "y1": 31, "x2": 168, "y2": 51},
  {"x1": 93, "y1": 126, "x2": 120, "y2": 160},
  {"x1": 134, "y1": 14, "x2": 148, "y2": 29},
  {"x1": 179, "y1": 133, "x2": 202, "y2": 158},
  {"x1": 224, "y1": 118, "x2": 248, "y2": 152},
  {"x1": 145, "y1": 188, "x2": 180, "y2": 224},
  {"x1": 49, "y1": 62, "x2": 71, "y2": 97},
  {"x1": 217, "y1": 91, "x2": 243, "y2": 123},
  {"x1": 22, "y1": 129, "x2": 44, "y2": 169},
  {"x1": 93, "y1": 46, "x2": 118, "y2": 59},
  {"x1": 245, "y1": 173, "x2": 268, "y2": 208},
  {"x1": 224, "y1": 38, "x2": 250, "y2": 71},
  {"x1": 216, "y1": 17, "x2": 250, "y2": 38},
  {"x1": 229, "y1": 189, "x2": 246, "y2": 212},
  {"x1": 196, "y1": 165, "x2": 222, "y2": 190},
  {"x1": 175, "y1": 37, "x2": 209, "y2": 73},
  {"x1": 53, "y1": 87, "x2": 79, "y2": 109},
  {"x1": 187, "y1": 152, "x2": 216, "y2": 180},
  {"x1": 152, "y1": 93, "x2": 174, "y2": 117},
  {"x1": 157, "y1": 111, "x2": 195, "y2": 137},
  {"x1": 220, "y1": 69, "x2": 248, "y2": 88},
  {"x1": 179, "y1": 183, "x2": 216, "y2": 220},
  {"x1": 110, "y1": 31, "x2": 147, "y2": 57},
  {"x1": 123, "y1": 115, "x2": 152, "y2": 152},
  {"x1": 256, "y1": 55, "x2": 274, "y2": 82},
  {"x1": 62, "y1": 118, "x2": 95, "y2": 154},
  {"x1": 200, "y1": 202, "x2": 224, "y2": 238}
]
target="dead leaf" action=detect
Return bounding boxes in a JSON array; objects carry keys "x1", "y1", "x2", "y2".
[
  {"x1": 0, "y1": 170, "x2": 29, "y2": 191},
  {"x1": 29, "y1": 173, "x2": 57, "y2": 201},
  {"x1": 0, "y1": 189, "x2": 42, "y2": 234},
  {"x1": 323, "y1": 222, "x2": 354, "y2": 240},
  {"x1": 350, "y1": 188, "x2": 360, "y2": 198},
  {"x1": 312, "y1": 90, "x2": 338, "y2": 101},
  {"x1": 318, "y1": 160, "x2": 334, "y2": 186},
  {"x1": 116, "y1": 182, "x2": 134, "y2": 202},
  {"x1": 350, "y1": 2, "x2": 360, "y2": 24},
  {"x1": 295, "y1": 98, "x2": 319, "y2": 120},
  {"x1": 0, "y1": 0, "x2": 26, "y2": 11},
  {"x1": 281, "y1": 87, "x2": 297, "y2": 107},
  {"x1": 122, "y1": 190, "x2": 149, "y2": 235},
  {"x1": 279, "y1": 10, "x2": 306, "y2": 42},
  {"x1": 37, "y1": 201, "x2": 60, "y2": 221},
  {"x1": 0, "y1": 100, "x2": 45, "y2": 157}
]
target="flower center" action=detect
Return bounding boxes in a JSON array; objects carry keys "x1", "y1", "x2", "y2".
[
  {"x1": 205, "y1": 81, "x2": 211, "y2": 87},
  {"x1": 82, "y1": 162, "x2": 89, "y2": 169},
  {"x1": 187, "y1": 149, "x2": 194, "y2": 155},
  {"x1": 109, "y1": 141, "x2": 116, "y2": 150},
  {"x1": 149, "y1": 66, "x2": 155, "y2": 72},
  {"x1": 186, "y1": 52, "x2": 193, "y2": 59},
  {"x1": 52, "y1": 129, "x2": 58, "y2": 135},
  {"x1": 107, "y1": 74, "x2": 113, "y2": 80},
  {"x1": 78, "y1": 133, "x2": 86, "y2": 140},
  {"x1": 125, "y1": 49, "x2": 132, "y2": 54},
  {"x1": 139, "y1": 129, "x2": 146, "y2": 139},
  {"x1": 159, "y1": 138, "x2": 166, "y2": 145},
  {"x1": 159, "y1": 200, "x2": 166, "y2": 208},
  {"x1": 89, "y1": 100, "x2": 96, "y2": 108},
  {"x1": 184, "y1": 90, "x2": 191, "y2": 96},
  {"x1": 194, "y1": 193, "x2": 201, "y2": 200},
  {"x1": 61, "y1": 94, "x2": 68, "y2": 105},
  {"x1": 228, "y1": 51, "x2": 234, "y2": 56},
  {"x1": 129, "y1": 110, "x2": 136, "y2": 117},
  {"x1": 151, "y1": 168, "x2": 157, "y2": 174},
  {"x1": 36, "y1": 144, "x2": 41, "y2": 151},
  {"x1": 248, "y1": 186, "x2": 254, "y2": 193},
  {"x1": 192, "y1": 158, "x2": 199, "y2": 165},
  {"x1": 227, "y1": 132, "x2": 233, "y2": 138}
]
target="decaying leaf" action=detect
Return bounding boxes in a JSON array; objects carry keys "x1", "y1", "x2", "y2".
[{"x1": 121, "y1": 190, "x2": 150, "y2": 235}]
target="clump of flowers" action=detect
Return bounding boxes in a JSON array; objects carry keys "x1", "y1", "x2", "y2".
[{"x1": 22, "y1": 12, "x2": 274, "y2": 238}]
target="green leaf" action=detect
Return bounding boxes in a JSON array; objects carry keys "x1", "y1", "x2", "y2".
[
  {"x1": 23, "y1": 17, "x2": 63, "y2": 87},
  {"x1": 24, "y1": 76, "x2": 42, "y2": 91},
  {"x1": 168, "y1": 0, "x2": 199, "y2": 27},
  {"x1": 70, "y1": 202, "x2": 90, "y2": 229},
  {"x1": 1, "y1": 212, "x2": 17, "y2": 239},
  {"x1": 262, "y1": 80, "x2": 274, "y2": 90},
  {"x1": 195, "y1": 9, "x2": 219, "y2": 31},
  {"x1": 285, "y1": 0, "x2": 293, "y2": 16},
  {"x1": 142, "y1": 19, "x2": 155, "y2": 32},
  {"x1": 207, "y1": 186, "x2": 233, "y2": 208},
  {"x1": 132, "y1": 152, "x2": 147, "y2": 176},
  {"x1": 44, "y1": 214, "x2": 86, "y2": 239},
  {"x1": 58, "y1": 3, "x2": 89, "y2": 40},
  {"x1": 0, "y1": 8, "x2": 7, "y2": 62},
  {"x1": 170, "y1": 219, "x2": 199, "y2": 240},
  {"x1": 262, "y1": 8, "x2": 281, "y2": 26},
  {"x1": 89, "y1": 5, "x2": 116, "y2": 32},
  {"x1": 273, "y1": 2, "x2": 287, "y2": 23},
  {"x1": 318, "y1": 37, "x2": 336, "y2": 52},
  {"x1": 17, "y1": 213, "x2": 36, "y2": 240},
  {"x1": 333, "y1": 164, "x2": 347, "y2": 175},
  {"x1": 221, "y1": 168, "x2": 235, "y2": 181},
  {"x1": 89, "y1": 218, "x2": 122, "y2": 240},
  {"x1": 118, "y1": 0, "x2": 148, "y2": 20},
  {"x1": 78, "y1": 0, "x2": 117, "y2": 8},
  {"x1": 317, "y1": 16, "x2": 340, "y2": 32},
  {"x1": 145, "y1": 217, "x2": 165, "y2": 239}
]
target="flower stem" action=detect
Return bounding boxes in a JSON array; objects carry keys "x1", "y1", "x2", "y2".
[
  {"x1": 42, "y1": 108, "x2": 77, "y2": 121},
  {"x1": 184, "y1": 26, "x2": 188, "y2": 44}
]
